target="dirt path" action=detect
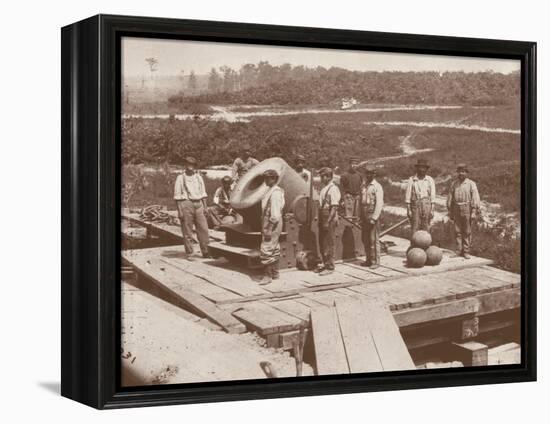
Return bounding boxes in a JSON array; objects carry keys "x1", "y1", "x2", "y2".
[
  {"x1": 123, "y1": 104, "x2": 466, "y2": 123},
  {"x1": 121, "y1": 282, "x2": 313, "y2": 386}
]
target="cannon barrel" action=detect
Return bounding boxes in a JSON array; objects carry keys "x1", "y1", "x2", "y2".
[{"x1": 230, "y1": 157, "x2": 313, "y2": 212}]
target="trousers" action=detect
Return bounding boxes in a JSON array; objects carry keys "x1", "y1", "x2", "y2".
[
  {"x1": 176, "y1": 200, "x2": 209, "y2": 255},
  {"x1": 452, "y1": 204, "x2": 472, "y2": 254},
  {"x1": 343, "y1": 193, "x2": 360, "y2": 218},
  {"x1": 319, "y1": 209, "x2": 336, "y2": 270},
  {"x1": 260, "y1": 218, "x2": 283, "y2": 266},
  {"x1": 361, "y1": 220, "x2": 380, "y2": 265},
  {"x1": 410, "y1": 198, "x2": 432, "y2": 234}
]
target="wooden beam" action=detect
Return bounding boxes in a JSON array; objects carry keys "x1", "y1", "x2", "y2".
[
  {"x1": 394, "y1": 298, "x2": 479, "y2": 328},
  {"x1": 452, "y1": 341, "x2": 488, "y2": 366}
]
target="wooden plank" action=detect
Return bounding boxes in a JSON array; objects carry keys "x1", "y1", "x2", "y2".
[
  {"x1": 337, "y1": 263, "x2": 385, "y2": 281},
  {"x1": 265, "y1": 299, "x2": 312, "y2": 322},
  {"x1": 232, "y1": 303, "x2": 304, "y2": 335},
  {"x1": 335, "y1": 298, "x2": 383, "y2": 373},
  {"x1": 160, "y1": 256, "x2": 269, "y2": 297},
  {"x1": 361, "y1": 300, "x2": 415, "y2": 371},
  {"x1": 394, "y1": 297, "x2": 479, "y2": 328},
  {"x1": 311, "y1": 306, "x2": 349, "y2": 375},
  {"x1": 122, "y1": 255, "x2": 246, "y2": 333}
]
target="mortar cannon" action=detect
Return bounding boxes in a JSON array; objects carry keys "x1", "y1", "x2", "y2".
[{"x1": 207, "y1": 157, "x2": 365, "y2": 269}]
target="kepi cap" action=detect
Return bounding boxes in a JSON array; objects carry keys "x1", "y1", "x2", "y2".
[
  {"x1": 456, "y1": 163, "x2": 468, "y2": 172},
  {"x1": 185, "y1": 156, "x2": 197, "y2": 165},
  {"x1": 221, "y1": 175, "x2": 233, "y2": 183}
]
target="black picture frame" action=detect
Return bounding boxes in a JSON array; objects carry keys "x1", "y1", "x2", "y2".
[{"x1": 61, "y1": 14, "x2": 537, "y2": 409}]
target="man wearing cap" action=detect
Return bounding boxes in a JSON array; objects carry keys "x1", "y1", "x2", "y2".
[
  {"x1": 360, "y1": 166, "x2": 384, "y2": 269},
  {"x1": 173, "y1": 156, "x2": 210, "y2": 257},
  {"x1": 259, "y1": 169, "x2": 286, "y2": 285},
  {"x1": 340, "y1": 157, "x2": 363, "y2": 219},
  {"x1": 447, "y1": 163, "x2": 481, "y2": 259},
  {"x1": 295, "y1": 154, "x2": 311, "y2": 183},
  {"x1": 405, "y1": 158, "x2": 436, "y2": 235},
  {"x1": 316, "y1": 167, "x2": 341, "y2": 275},
  {"x1": 232, "y1": 145, "x2": 259, "y2": 181},
  {"x1": 208, "y1": 175, "x2": 236, "y2": 227}
]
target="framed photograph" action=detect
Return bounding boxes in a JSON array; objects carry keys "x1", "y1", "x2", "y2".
[{"x1": 61, "y1": 14, "x2": 536, "y2": 409}]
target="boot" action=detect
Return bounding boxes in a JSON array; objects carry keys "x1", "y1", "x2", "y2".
[
  {"x1": 259, "y1": 264, "x2": 272, "y2": 285},
  {"x1": 271, "y1": 260, "x2": 280, "y2": 280}
]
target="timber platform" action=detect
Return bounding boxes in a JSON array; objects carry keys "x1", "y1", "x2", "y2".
[{"x1": 122, "y1": 212, "x2": 521, "y2": 371}]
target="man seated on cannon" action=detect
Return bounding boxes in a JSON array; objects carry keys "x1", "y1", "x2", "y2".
[{"x1": 207, "y1": 175, "x2": 238, "y2": 228}]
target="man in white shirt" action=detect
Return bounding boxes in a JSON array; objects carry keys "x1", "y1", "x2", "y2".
[
  {"x1": 316, "y1": 167, "x2": 341, "y2": 276},
  {"x1": 295, "y1": 154, "x2": 311, "y2": 184},
  {"x1": 232, "y1": 145, "x2": 259, "y2": 181},
  {"x1": 360, "y1": 166, "x2": 384, "y2": 269},
  {"x1": 405, "y1": 158, "x2": 436, "y2": 235},
  {"x1": 259, "y1": 169, "x2": 285, "y2": 285},
  {"x1": 174, "y1": 156, "x2": 210, "y2": 257},
  {"x1": 208, "y1": 175, "x2": 236, "y2": 227}
]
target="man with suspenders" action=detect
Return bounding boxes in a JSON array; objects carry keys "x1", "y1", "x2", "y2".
[
  {"x1": 259, "y1": 169, "x2": 286, "y2": 285},
  {"x1": 316, "y1": 167, "x2": 341, "y2": 276}
]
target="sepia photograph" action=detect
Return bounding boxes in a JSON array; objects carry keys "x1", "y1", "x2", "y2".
[{"x1": 120, "y1": 36, "x2": 522, "y2": 386}]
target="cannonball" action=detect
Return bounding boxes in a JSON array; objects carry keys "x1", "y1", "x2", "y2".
[
  {"x1": 425, "y1": 245, "x2": 443, "y2": 266},
  {"x1": 407, "y1": 247, "x2": 427, "y2": 268},
  {"x1": 411, "y1": 230, "x2": 432, "y2": 249}
]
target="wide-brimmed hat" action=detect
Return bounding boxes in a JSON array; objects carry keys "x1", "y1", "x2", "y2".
[
  {"x1": 350, "y1": 156, "x2": 360, "y2": 164},
  {"x1": 414, "y1": 158, "x2": 430, "y2": 168},
  {"x1": 263, "y1": 169, "x2": 279, "y2": 178},
  {"x1": 185, "y1": 156, "x2": 197, "y2": 165},
  {"x1": 296, "y1": 154, "x2": 306, "y2": 162},
  {"x1": 456, "y1": 163, "x2": 468, "y2": 172}
]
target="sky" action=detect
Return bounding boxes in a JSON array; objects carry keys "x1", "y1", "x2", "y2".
[{"x1": 122, "y1": 36, "x2": 520, "y2": 77}]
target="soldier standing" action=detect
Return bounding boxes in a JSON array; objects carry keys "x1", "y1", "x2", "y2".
[
  {"x1": 232, "y1": 145, "x2": 259, "y2": 181},
  {"x1": 447, "y1": 163, "x2": 481, "y2": 259},
  {"x1": 295, "y1": 154, "x2": 311, "y2": 183},
  {"x1": 405, "y1": 158, "x2": 436, "y2": 234},
  {"x1": 259, "y1": 169, "x2": 286, "y2": 285},
  {"x1": 173, "y1": 156, "x2": 210, "y2": 258},
  {"x1": 360, "y1": 166, "x2": 384, "y2": 269},
  {"x1": 316, "y1": 167, "x2": 341, "y2": 276},
  {"x1": 340, "y1": 157, "x2": 363, "y2": 219}
]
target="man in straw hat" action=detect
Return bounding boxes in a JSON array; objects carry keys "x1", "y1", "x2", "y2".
[
  {"x1": 316, "y1": 167, "x2": 341, "y2": 276},
  {"x1": 360, "y1": 165, "x2": 384, "y2": 269},
  {"x1": 405, "y1": 158, "x2": 436, "y2": 235},
  {"x1": 447, "y1": 163, "x2": 481, "y2": 259},
  {"x1": 340, "y1": 156, "x2": 363, "y2": 219},
  {"x1": 173, "y1": 156, "x2": 210, "y2": 257},
  {"x1": 259, "y1": 169, "x2": 285, "y2": 285}
]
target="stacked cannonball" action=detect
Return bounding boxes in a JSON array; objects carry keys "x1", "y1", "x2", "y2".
[{"x1": 406, "y1": 231, "x2": 443, "y2": 268}]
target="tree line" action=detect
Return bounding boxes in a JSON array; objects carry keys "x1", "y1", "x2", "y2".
[{"x1": 168, "y1": 62, "x2": 520, "y2": 107}]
